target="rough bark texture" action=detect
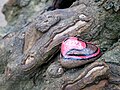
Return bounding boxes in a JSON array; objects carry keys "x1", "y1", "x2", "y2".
[{"x1": 0, "y1": 0, "x2": 120, "y2": 90}]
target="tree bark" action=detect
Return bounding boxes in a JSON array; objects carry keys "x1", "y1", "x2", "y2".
[{"x1": 0, "y1": 0, "x2": 120, "y2": 90}]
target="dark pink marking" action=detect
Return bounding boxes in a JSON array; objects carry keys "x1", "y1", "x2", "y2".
[
  {"x1": 61, "y1": 37, "x2": 86, "y2": 56},
  {"x1": 61, "y1": 37, "x2": 101, "y2": 60}
]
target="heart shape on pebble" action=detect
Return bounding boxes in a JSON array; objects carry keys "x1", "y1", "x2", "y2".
[{"x1": 59, "y1": 37, "x2": 101, "y2": 68}]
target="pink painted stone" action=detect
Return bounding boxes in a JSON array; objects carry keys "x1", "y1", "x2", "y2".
[{"x1": 59, "y1": 37, "x2": 101, "y2": 68}]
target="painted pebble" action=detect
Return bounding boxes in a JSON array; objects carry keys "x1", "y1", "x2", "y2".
[{"x1": 59, "y1": 37, "x2": 101, "y2": 68}]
